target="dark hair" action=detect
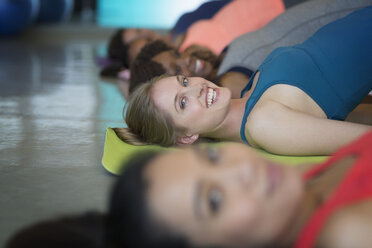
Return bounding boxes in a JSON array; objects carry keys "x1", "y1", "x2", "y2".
[
  {"x1": 106, "y1": 151, "x2": 195, "y2": 248},
  {"x1": 99, "y1": 29, "x2": 130, "y2": 78},
  {"x1": 108, "y1": 29, "x2": 130, "y2": 68},
  {"x1": 129, "y1": 40, "x2": 173, "y2": 93},
  {"x1": 6, "y1": 212, "x2": 105, "y2": 248},
  {"x1": 99, "y1": 60, "x2": 124, "y2": 78}
]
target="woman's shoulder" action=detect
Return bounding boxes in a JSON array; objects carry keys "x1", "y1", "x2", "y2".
[
  {"x1": 243, "y1": 99, "x2": 285, "y2": 150},
  {"x1": 317, "y1": 200, "x2": 372, "y2": 248}
]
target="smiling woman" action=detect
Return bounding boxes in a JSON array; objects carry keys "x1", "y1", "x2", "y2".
[
  {"x1": 150, "y1": 75, "x2": 232, "y2": 144},
  {"x1": 115, "y1": 74, "x2": 235, "y2": 146},
  {"x1": 115, "y1": 7, "x2": 372, "y2": 156},
  {"x1": 107, "y1": 130, "x2": 372, "y2": 248}
]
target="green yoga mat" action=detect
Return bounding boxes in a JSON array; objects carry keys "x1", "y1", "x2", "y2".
[{"x1": 102, "y1": 127, "x2": 328, "y2": 175}]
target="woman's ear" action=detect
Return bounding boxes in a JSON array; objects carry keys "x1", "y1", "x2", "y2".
[
  {"x1": 176, "y1": 134, "x2": 199, "y2": 145},
  {"x1": 118, "y1": 68, "x2": 131, "y2": 80}
]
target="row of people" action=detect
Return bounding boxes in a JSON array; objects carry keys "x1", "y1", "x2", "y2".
[
  {"x1": 93, "y1": 2, "x2": 371, "y2": 247},
  {"x1": 5, "y1": 2, "x2": 372, "y2": 248},
  {"x1": 129, "y1": 0, "x2": 372, "y2": 98},
  {"x1": 100, "y1": 0, "x2": 304, "y2": 81}
]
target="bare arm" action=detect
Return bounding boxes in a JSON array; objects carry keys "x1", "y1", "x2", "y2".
[{"x1": 245, "y1": 100, "x2": 372, "y2": 156}]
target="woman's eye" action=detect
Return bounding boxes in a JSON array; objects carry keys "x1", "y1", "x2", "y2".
[
  {"x1": 207, "y1": 147, "x2": 219, "y2": 163},
  {"x1": 208, "y1": 188, "x2": 222, "y2": 214},
  {"x1": 180, "y1": 97, "x2": 187, "y2": 109},
  {"x1": 182, "y1": 76, "x2": 188, "y2": 87}
]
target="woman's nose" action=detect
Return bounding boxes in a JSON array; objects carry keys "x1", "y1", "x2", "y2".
[
  {"x1": 220, "y1": 162, "x2": 256, "y2": 190},
  {"x1": 180, "y1": 55, "x2": 190, "y2": 66},
  {"x1": 176, "y1": 56, "x2": 190, "y2": 71},
  {"x1": 184, "y1": 82, "x2": 200, "y2": 95}
]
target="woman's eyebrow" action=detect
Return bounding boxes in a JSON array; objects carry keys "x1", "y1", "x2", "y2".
[
  {"x1": 174, "y1": 95, "x2": 179, "y2": 113},
  {"x1": 174, "y1": 76, "x2": 181, "y2": 113},
  {"x1": 176, "y1": 75, "x2": 181, "y2": 84},
  {"x1": 191, "y1": 146, "x2": 208, "y2": 220}
]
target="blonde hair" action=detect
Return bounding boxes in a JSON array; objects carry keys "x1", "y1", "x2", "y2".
[{"x1": 114, "y1": 75, "x2": 185, "y2": 147}]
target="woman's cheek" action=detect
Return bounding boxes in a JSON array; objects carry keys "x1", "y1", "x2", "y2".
[{"x1": 225, "y1": 198, "x2": 261, "y2": 233}]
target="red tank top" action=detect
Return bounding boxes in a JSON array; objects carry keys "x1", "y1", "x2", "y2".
[{"x1": 294, "y1": 131, "x2": 372, "y2": 248}]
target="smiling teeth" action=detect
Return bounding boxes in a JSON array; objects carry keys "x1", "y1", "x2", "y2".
[
  {"x1": 207, "y1": 88, "x2": 216, "y2": 108},
  {"x1": 195, "y1": 59, "x2": 201, "y2": 73}
]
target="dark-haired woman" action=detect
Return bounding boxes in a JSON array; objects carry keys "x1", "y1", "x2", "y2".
[
  {"x1": 108, "y1": 130, "x2": 372, "y2": 248},
  {"x1": 6, "y1": 212, "x2": 105, "y2": 248}
]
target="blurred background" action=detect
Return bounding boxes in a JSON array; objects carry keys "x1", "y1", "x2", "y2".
[
  {"x1": 0, "y1": 0, "x2": 210, "y2": 36},
  {"x1": 0, "y1": 0, "x2": 208, "y2": 246},
  {"x1": 99, "y1": 0, "x2": 210, "y2": 28}
]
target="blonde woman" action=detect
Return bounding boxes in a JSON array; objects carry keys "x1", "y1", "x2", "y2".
[{"x1": 116, "y1": 7, "x2": 372, "y2": 156}]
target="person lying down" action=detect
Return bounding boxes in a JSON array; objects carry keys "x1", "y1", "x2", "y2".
[
  {"x1": 115, "y1": 6, "x2": 372, "y2": 156},
  {"x1": 107, "y1": 130, "x2": 372, "y2": 248}
]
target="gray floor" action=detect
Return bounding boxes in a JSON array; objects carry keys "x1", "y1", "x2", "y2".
[{"x1": 0, "y1": 23, "x2": 124, "y2": 245}]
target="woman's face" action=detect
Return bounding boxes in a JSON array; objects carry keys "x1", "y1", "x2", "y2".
[
  {"x1": 145, "y1": 143, "x2": 304, "y2": 247},
  {"x1": 152, "y1": 50, "x2": 215, "y2": 79},
  {"x1": 151, "y1": 76, "x2": 231, "y2": 137}
]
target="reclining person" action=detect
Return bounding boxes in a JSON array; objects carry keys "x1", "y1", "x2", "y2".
[
  {"x1": 116, "y1": 7, "x2": 372, "y2": 156},
  {"x1": 107, "y1": 130, "x2": 372, "y2": 248},
  {"x1": 129, "y1": 0, "x2": 372, "y2": 98}
]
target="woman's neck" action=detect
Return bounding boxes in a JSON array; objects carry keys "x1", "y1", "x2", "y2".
[
  {"x1": 277, "y1": 156, "x2": 355, "y2": 247},
  {"x1": 203, "y1": 97, "x2": 247, "y2": 142},
  {"x1": 276, "y1": 184, "x2": 319, "y2": 247},
  {"x1": 202, "y1": 71, "x2": 261, "y2": 142}
]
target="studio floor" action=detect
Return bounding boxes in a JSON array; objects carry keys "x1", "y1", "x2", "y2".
[{"x1": 0, "y1": 23, "x2": 124, "y2": 245}]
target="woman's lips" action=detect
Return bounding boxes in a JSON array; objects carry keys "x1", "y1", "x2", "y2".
[
  {"x1": 206, "y1": 87, "x2": 219, "y2": 108},
  {"x1": 214, "y1": 88, "x2": 219, "y2": 105},
  {"x1": 267, "y1": 162, "x2": 282, "y2": 195}
]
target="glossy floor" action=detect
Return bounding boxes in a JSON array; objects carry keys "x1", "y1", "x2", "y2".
[{"x1": 0, "y1": 24, "x2": 124, "y2": 245}]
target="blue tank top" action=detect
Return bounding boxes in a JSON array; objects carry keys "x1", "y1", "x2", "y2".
[{"x1": 240, "y1": 6, "x2": 372, "y2": 144}]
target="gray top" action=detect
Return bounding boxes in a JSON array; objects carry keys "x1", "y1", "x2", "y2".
[{"x1": 217, "y1": 0, "x2": 372, "y2": 76}]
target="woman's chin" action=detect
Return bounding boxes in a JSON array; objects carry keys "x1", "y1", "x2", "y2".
[
  {"x1": 221, "y1": 87, "x2": 232, "y2": 101},
  {"x1": 213, "y1": 87, "x2": 231, "y2": 109}
]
